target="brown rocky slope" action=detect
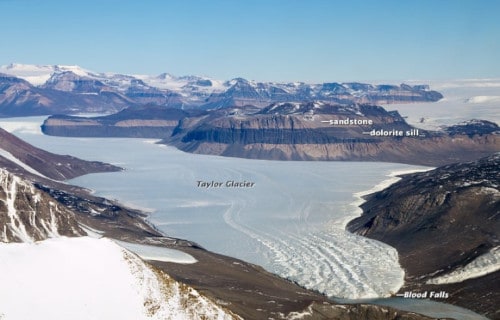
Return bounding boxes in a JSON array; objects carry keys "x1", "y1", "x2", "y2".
[
  {"x1": 0, "y1": 126, "x2": 121, "y2": 180},
  {"x1": 347, "y1": 154, "x2": 500, "y2": 319}
]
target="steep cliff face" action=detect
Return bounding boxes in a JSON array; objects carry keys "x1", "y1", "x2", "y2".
[
  {"x1": 0, "y1": 169, "x2": 86, "y2": 242},
  {"x1": 176, "y1": 104, "x2": 411, "y2": 144},
  {"x1": 347, "y1": 154, "x2": 500, "y2": 318},
  {"x1": 201, "y1": 79, "x2": 443, "y2": 109},
  {"x1": 168, "y1": 104, "x2": 498, "y2": 166},
  {"x1": 41, "y1": 102, "x2": 499, "y2": 166},
  {"x1": 176, "y1": 135, "x2": 498, "y2": 166}
]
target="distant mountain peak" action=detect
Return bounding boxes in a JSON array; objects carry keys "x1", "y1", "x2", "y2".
[
  {"x1": 0, "y1": 63, "x2": 444, "y2": 115},
  {"x1": 42, "y1": 70, "x2": 108, "y2": 93},
  {"x1": 156, "y1": 72, "x2": 176, "y2": 80},
  {"x1": 0, "y1": 63, "x2": 93, "y2": 86}
]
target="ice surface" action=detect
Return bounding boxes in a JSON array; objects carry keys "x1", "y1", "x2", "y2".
[
  {"x1": 114, "y1": 240, "x2": 197, "y2": 264},
  {"x1": 466, "y1": 95, "x2": 500, "y2": 104},
  {"x1": 135, "y1": 73, "x2": 227, "y2": 94},
  {"x1": 427, "y1": 246, "x2": 500, "y2": 285},
  {"x1": 383, "y1": 79, "x2": 500, "y2": 130},
  {"x1": 0, "y1": 120, "x2": 43, "y2": 135},
  {"x1": 0, "y1": 63, "x2": 92, "y2": 85}
]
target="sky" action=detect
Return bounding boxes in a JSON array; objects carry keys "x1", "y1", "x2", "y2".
[{"x1": 1, "y1": 0, "x2": 499, "y2": 82}]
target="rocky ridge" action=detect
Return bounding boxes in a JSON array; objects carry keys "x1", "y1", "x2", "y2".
[
  {"x1": 167, "y1": 104, "x2": 499, "y2": 166},
  {"x1": 0, "y1": 72, "x2": 135, "y2": 116},
  {"x1": 0, "y1": 126, "x2": 121, "y2": 180},
  {"x1": 0, "y1": 169, "x2": 85, "y2": 242},
  {"x1": 347, "y1": 154, "x2": 500, "y2": 319}
]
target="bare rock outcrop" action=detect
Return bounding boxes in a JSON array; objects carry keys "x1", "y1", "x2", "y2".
[{"x1": 347, "y1": 154, "x2": 500, "y2": 319}]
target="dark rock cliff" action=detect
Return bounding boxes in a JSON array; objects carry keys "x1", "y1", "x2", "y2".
[
  {"x1": 168, "y1": 104, "x2": 498, "y2": 166},
  {"x1": 41, "y1": 105, "x2": 190, "y2": 138}
]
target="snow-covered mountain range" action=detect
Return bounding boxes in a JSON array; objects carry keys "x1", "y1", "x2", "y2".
[{"x1": 0, "y1": 63, "x2": 443, "y2": 116}]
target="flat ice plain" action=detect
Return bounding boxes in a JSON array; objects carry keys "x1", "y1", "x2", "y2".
[{"x1": 383, "y1": 79, "x2": 500, "y2": 130}]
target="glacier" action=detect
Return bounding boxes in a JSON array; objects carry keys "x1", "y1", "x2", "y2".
[{"x1": 0, "y1": 117, "x2": 431, "y2": 300}]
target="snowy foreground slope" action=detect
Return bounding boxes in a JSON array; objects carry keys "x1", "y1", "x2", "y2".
[
  {"x1": 0, "y1": 122, "x2": 453, "y2": 319},
  {"x1": 0, "y1": 237, "x2": 237, "y2": 320},
  {"x1": 0, "y1": 159, "x2": 235, "y2": 319}
]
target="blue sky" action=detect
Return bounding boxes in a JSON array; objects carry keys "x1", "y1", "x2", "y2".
[{"x1": 1, "y1": 0, "x2": 499, "y2": 82}]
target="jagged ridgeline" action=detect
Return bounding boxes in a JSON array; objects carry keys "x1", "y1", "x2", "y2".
[{"x1": 0, "y1": 64, "x2": 442, "y2": 116}]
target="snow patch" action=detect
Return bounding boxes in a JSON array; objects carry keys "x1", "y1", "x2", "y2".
[
  {"x1": 0, "y1": 63, "x2": 92, "y2": 86},
  {"x1": 475, "y1": 187, "x2": 500, "y2": 197},
  {"x1": 466, "y1": 95, "x2": 500, "y2": 104},
  {"x1": 115, "y1": 240, "x2": 197, "y2": 264},
  {"x1": 0, "y1": 172, "x2": 35, "y2": 242},
  {"x1": 426, "y1": 246, "x2": 500, "y2": 284},
  {"x1": 286, "y1": 303, "x2": 314, "y2": 319},
  {"x1": 0, "y1": 148, "x2": 54, "y2": 180},
  {"x1": 78, "y1": 224, "x2": 104, "y2": 237}
]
